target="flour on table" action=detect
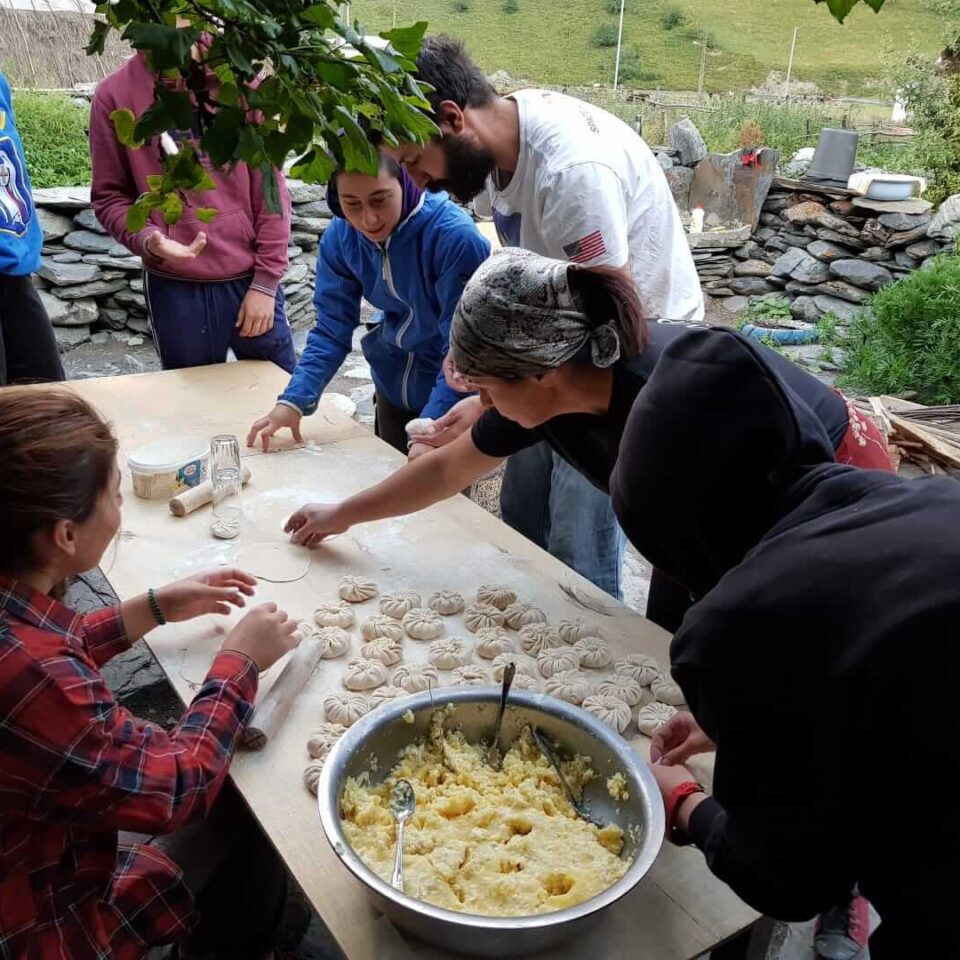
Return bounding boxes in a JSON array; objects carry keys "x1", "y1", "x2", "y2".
[
  {"x1": 502, "y1": 601, "x2": 547, "y2": 630},
  {"x1": 402, "y1": 607, "x2": 444, "y2": 640},
  {"x1": 581, "y1": 694, "x2": 632, "y2": 734},
  {"x1": 393, "y1": 662, "x2": 440, "y2": 693},
  {"x1": 314, "y1": 602, "x2": 355, "y2": 629},
  {"x1": 544, "y1": 669, "x2": 592, "y2": 705},
  {"x1": 476, "y1": 584, "x2": 518, "y2": 611},
  {"x1": 379, "y1": 591, "x2": 421, "y2": 619},
  {"x1": 473, "y1": 627, "x2": 514, "y2": 660},
  {"x1": 573, "y1": 636, "x2": 612, "y2": 669},
  {"x1": 236, "y1": 542, "x2": 310, "y2": 583},
  {"x1": 518, "y1": 623, "x2": 563, "y2": 657},
  {"x1": 360, "y1": 636, "x2": 403, "y2": 666},
  {"x1": 342, "y1": 657, "x2": 389, "y2": 691},
  {"x1": 360, "y1": 615, "x2": 404, "y2": 642},
  {"x1": 427, "y1": 637, "x2": 470, "y2": 670},
  {"x1": 323, "y1": 693, "x2": 369, "y2": 726},
  {"x1": 428, "y1": 590, "x2": 465, "y2": 615},
  {"x1": 636, "y1": 702, "x2": 678, "y2": 736},
  {"x1": 463, "y1": 602, "x2": 505, "y2": 632},
  {"x1": 338, "y1": 575, "x2": 378, "y2": 603}
]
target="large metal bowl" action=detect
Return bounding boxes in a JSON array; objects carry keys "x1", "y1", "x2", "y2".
[{"x1": 317, "y1": 688, "x2": 665, "y2": 956}]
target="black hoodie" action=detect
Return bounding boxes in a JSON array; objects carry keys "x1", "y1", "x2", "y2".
[{"x1": 610, "y1": 328, "x2": 960, "y2": 956}]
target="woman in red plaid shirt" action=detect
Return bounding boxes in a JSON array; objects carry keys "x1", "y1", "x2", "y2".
[{"x1": 0, "y1": 387, "x2": 301, "y2": 959}]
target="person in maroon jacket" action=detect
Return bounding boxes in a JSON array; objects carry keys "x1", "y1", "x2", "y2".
[
  {"x1": 90, "y1": 51, "x2": 296, "y2": 373},
  {"x1": 0, "y1": 387, "x2": 301, "y2": 958}
]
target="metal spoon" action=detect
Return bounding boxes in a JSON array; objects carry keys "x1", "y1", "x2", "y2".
[
  {"x1": 389, "y1": 779, "x2": 415, "y2": 892},
  {"x1": 531, "y1": 726, "x2": 605, "y2": 828},
  {"x1": 486, "y1": 661, "x2": 516, "y2": 769}
]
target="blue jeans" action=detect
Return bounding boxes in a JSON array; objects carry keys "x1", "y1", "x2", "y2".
[
  {"x1": 144, "y1": 273, "x2": 297, "y2": 373},
  {"x1": 500, "y1": 443, "x2": 626, "y2": 599}
]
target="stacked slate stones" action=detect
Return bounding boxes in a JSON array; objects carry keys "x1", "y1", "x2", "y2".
[{"x1": 31, "y1": 180, "x2": 330, "y2": 355}]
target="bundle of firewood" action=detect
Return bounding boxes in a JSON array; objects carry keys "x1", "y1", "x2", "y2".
[{"x1": 856, "y1": 397, "x2": 960, "y2": 476}]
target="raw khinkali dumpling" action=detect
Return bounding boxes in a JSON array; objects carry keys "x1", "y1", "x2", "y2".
[
  {"x1": 360, "y1": 636, "x2": 403, "y2": 666},
  {"x1": 537, "y1": 647, "x2": 580, "y2": 679},
  {"x1": 338, "y1": 575, "x2": 378, "y2": 603},
  {"x1": 473, "y1": 627, "x2": 515, "y2": 660},
  {"x1": 491, "y1": 652, "x2": 535, "y2": 681},
  {"x1": 557, "y1": 620, "x2": 595, "y2": 644},
  {"x1": 360, "y1": 615, "x2": 404, "y2": 642},
  {"x1": 393, "y1": 662, "x2": 440, "y2": 693},
  {"x1": 581, "y1": 694, "x2": 631, "y2": 734},
  {"x1": 314, "y1": 601, "x2": 355, "y2": 629},
  {"x1": 596, "y1": 674, "x2": 643, "y2": 706},
  {"x1": 427, "y1": 637, "x2": 470, "y2": 670},
  {"x1": 451, "y1": 665, "x2": 491, "y2": 687},
  {"x1": 544, "y1": 669, "x2": 592, "y2": 705},
  {"x1": 303, "y1": 760, "x2": 325, "y2": 795},
  {"x1": 463, "y1": 602, "x2": 505, "y2": 632},
  {"x1": 402, "y1": 607, "x2": 443, "y2": 640},
  {"x1": 323, "y1": 693, "x2": 368, "y2": 726},
  {"x1": 510, "y1": 672, "x2": 539, "y2": 692},
  {"x1": 370, "y1": 685, "x2": 410, "y2": 707},
  {"x1": 306, "y1": 722, "x2": 347, "y2": 760},
  {"x1": 519, "y1": 623, "x2": 563, "y2": 657},
  {"x1": 428, "y1": 590, "x2": 465, "y2": 615},
  {"x1": 614, "y1": 654, "x2": 660, "y2": 687},
  {"x1": 651, "y1": 673, "x2": 686, "y2": 706},
  {"x1": 637, "y1": 702, "x2": 678, "y2": 736},
  {"x1": 312, "y1": 625, "x2": 351, "y2": 660},
  {"x1": 573, "y1": 636, "x2": 612, "y2": 669},
  {"x1": 502, "y1": 601, "x2": 547, "y2": 630},
  {"x1": 476, "y1": 584, "x2": 518, "y2": 611},
  {"x1": 379, "y1": 591, "x2": 421, "y2": 619},
  {"x1": 342, "y1": 657, "x2": 389, "y2": 691}
]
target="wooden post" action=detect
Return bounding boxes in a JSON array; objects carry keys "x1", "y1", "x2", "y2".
[
  {"x1": 613, "y1": 0, "x2": 627, "y2": 92},
  {"x1": 697, "y1": 31, "x2": 707, "y2": 101},
  {"x1": 784, "y1": 27, "x2": 799, "y2": 99}
]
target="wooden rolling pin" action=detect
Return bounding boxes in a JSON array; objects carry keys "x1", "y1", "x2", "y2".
[
  {"x1": 241, "y1": 632, "x2": 323, "y2": 750},
  {"x1": 168, "y1": 466, "x2": 252, "y2": 517}
]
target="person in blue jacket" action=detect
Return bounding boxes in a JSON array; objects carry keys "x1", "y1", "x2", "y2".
[
  {"x1": 0, "y1": 71, "x2": 64, "y2": 386},
  {"x1": 247, "y1": 154, "x2": 489, "y2": 456}
]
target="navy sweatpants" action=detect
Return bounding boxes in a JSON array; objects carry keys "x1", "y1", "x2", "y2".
[{"x1": 144, "y1": 272, "x2": 297, "y2": 373}]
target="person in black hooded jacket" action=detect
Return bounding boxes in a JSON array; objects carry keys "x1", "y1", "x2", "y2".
[{"x1": 609, "y1": 325, "x2": 960, "y2": 959}]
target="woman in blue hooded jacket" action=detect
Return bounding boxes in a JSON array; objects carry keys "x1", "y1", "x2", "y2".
[{"x1": 247, "y1": 154, "x2": 489, "y2": 456}]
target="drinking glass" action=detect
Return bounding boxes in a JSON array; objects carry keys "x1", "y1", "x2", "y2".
[{"x1": 210, "y1": 434, "x2": 243, "y2": 539}]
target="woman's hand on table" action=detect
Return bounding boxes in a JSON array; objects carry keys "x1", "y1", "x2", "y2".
[
  {"x1": 650, "y1": 712, "x2": 716, "y2": 767},
  {"x1": 222, "y1": 602, "x2": 299, "y2": 672},
  {"x1": 247, "y1": 403, "x2": 304, "y2": 452},
  {"x1": 651, "y1": 761, "x2": 707, "y2": 834},
  {"x1": 284, "y1": 503, "x2": 349, "y2": 547},
  {"x1": 410, "y1": 396, "x2": 485, "y2": 450}
]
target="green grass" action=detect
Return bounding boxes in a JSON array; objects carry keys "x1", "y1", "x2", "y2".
[
  {"x1": 12, "y1": 91, "x2": 90, "y2": 188},
  {"x1": 833, "y1": 254, "x2": 960, "y2": 404},
  {"x1": 354, "y1": 0, "x2": 941, "y2": 95}
]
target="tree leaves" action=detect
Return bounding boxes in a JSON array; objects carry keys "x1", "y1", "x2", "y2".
[
  {"x1": 814, "y1": 0, "x2": 886, "y2": 22},
  {"x1": 196, "y1": 207, "x2": 219, "y2": 223},
  {"x1": 89, "y1": 1, "x2": 436, "y2": 223},
  {"x1": 85, "y1": 19, "x2": 110, "y2": 57}
]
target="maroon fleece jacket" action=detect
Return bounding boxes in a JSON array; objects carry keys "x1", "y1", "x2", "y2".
[{"x1": 90, "y1": 53, "x2": 290, "y2": 295}]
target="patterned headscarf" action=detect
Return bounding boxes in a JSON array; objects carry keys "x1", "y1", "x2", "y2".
[{"x1": 450, "y1": 248, "x2": 621, "y2": 379}]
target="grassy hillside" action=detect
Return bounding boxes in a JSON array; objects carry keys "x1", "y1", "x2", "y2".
[{"x1": 350, "y1": 0, "x2": 942, "y2": 95}]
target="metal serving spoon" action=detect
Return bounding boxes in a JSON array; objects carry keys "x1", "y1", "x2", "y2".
[
  {"x1": 389, "y1": 778, "x2": 415, "y2": 892},
  {"x1": 531, "y1": 726, "x2": 605, "y2": 828},
  {"x1": 486, "y1": 661, "x2": 516, "y2": 769}
]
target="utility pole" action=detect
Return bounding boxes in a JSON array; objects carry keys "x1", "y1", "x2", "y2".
[
  {"x1": 697, "y1": 30, "x2": 707, "y2": 100},
  {"x1": 613, "y1": 0, "x2": 626, "y2": 91},
  {"x1": 784, "y1": 27, "x2": 799, "y2": 99}
]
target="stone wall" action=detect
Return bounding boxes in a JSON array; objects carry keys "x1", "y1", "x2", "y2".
[{"x1": 31, "y1": 182, "x2": 330, "y2": 353}]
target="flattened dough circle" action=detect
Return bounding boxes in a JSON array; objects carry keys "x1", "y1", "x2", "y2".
[{"x1": 236, "y1": 542, "x2": 311, "y2": 583}]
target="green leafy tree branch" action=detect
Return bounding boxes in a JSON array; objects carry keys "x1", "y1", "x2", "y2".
[{"x1": 85, "y1": 1, "x2": 437, "y2": 230}]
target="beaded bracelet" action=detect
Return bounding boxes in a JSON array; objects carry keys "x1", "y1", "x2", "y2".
[{"x1": 147, "y1": 588, "x2": 166, "y2": 626}]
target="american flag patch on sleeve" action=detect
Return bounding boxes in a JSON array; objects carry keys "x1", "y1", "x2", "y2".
[{"x1": 563, "y1": 230, "x2": 607, "y2": 263}]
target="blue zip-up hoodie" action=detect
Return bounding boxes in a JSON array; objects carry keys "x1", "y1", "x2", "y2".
[
  {"x1": 279, "y1": 190, "x2": 490, "y2": 419},
  {"x1": 0, "y1": 73, "x2": 42, "y2": 276}
]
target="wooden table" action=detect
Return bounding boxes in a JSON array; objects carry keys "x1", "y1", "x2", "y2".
[{"x1": 64, "y1": 361, "x2": 756, "y2": 960}]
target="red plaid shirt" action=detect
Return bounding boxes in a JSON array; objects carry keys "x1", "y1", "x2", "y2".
[{"x1": 0, "y1": 577, "x2": 258, "y2": 959}]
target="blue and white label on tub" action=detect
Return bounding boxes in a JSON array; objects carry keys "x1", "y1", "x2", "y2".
[{"x1": 178, "y1": 459, "x2": 204, "y2": 489}]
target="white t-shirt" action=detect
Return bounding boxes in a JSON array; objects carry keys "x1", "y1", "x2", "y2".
[{"x1": 482, "y1": 89, "x2": 704, "y2": 324}]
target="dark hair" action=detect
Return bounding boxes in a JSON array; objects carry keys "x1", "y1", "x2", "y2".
[
  {"x1": 568, "y1": 266, "x2": 646, "y2": 359},
  {"x1": 326, "y1": 152, "x2": 403, "y2": 219},
  {"x1": 415, "y1": 35, "x2": 496, "y2": 116},
  {"x1": 0, "y1": 388, "x2": 117, "y2": 574}
]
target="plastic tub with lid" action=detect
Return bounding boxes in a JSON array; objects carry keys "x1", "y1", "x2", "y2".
[{"x1": 128, "y1": 438, "x2": 209, "y2": 500}]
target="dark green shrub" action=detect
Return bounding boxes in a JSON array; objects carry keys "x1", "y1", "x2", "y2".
[
  {"x1": 502, "y1": 0, "x2": 518, "y2": 11},
  {"x1": 660, "y1": 6, "x2": 685, "y2": 30},
  {"x1": 593, "y1": 23, "x2": 618, "y2": 47}
]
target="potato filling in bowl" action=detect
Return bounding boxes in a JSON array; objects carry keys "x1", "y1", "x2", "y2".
[{"x1": 339, "y1": 712, "x2": 628, "y2": 916}]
